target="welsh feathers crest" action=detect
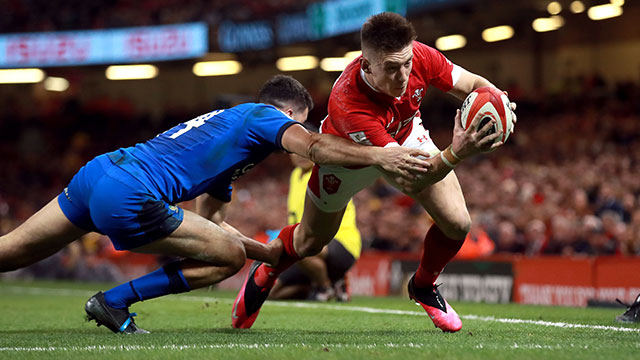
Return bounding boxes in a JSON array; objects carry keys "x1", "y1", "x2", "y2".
[{"x1": 412, "y1": 88, "x2": 424, "y2": 103}]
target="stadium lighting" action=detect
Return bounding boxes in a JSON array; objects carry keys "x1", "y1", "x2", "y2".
[
  {"x1": 481, "y1": 25, "x2": 514, "y2": 43},
  {"x1": 610, "y1": 0, "x2": 624, "y2": 6},
  {"x1": 344, "y1": 50, "x2": 362, "y2": 60},
  {"x1": 106, "y1": 65, "x2": 158, "y2": 80},
  {"x1": 276, "y1": 56, "x2": 319, "y2": 71},
  {"x1": 44, "y1": 76, "x2": 69, "y2": 92},
  {"x1": 192, "y1": 60, "x2": 242, "y2": 76},
  {"x1": 320, "y1": 51, "x2": 362, "y2": 72},
  {"x1": 588, "y1": 4, "x2": 623, "y2": 20},
  {"x1": 570, "y1": 1, "x2": 585, "y2": 13},
  {"x1": 0, "y1": 68, "x2": 45, "y2": 84},
  {"x1": 551, "y1": 15, "x2": 565, "y2": 27},
  {"x1": 547, "y1": 1, "x2": 562, "y2": 15},
  {"x1": 435, "y1": 35, "x2": 466, "y2": 51},
  {"x1": 532, "y1": 16, "x2": 564, "y2": 32},
  {"x1": 320, "y1": 57, "x2": 352, "y2": 72}
]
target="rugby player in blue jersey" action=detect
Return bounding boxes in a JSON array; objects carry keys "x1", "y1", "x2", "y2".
[{"x1": 0, "y1": 75, "x2": 432, "y2": 334}]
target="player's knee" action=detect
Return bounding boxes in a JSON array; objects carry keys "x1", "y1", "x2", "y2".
[
  {"x1": 442, "y1": 215, "x2": 471, "y2": 241},
  {"x1": 224, "y1": 242, "x2": 246, "y2": 275}
]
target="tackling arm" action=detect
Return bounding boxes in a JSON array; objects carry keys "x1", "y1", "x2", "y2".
[
  {"x1": 195, "y1": 194, "x2": 280, "y2": 265},
  {"x1": 280, "y1": 124, "x2": 433, "y2": 180},
  {"x1": 195, "y1": 194, "x2": 250, "y2": 238}
]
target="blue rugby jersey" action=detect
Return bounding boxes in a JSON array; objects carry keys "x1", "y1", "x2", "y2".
[{"x1": 105, "y1": 103, "x2": 298, "y2": 204}]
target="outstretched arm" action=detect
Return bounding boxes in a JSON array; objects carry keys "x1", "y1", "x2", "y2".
[
  {"x1": 195, "y1": 194, "x2": 281, "y2": 265},
  {"x1": 448, "y1": 68, "x2": 495, "y2": 100},
  {"x1": 280, "y1": 124, "x2": 432, "y2": 180},
  {"x1": 391, "y1": 110, "x2": 503, "y2": 193}
]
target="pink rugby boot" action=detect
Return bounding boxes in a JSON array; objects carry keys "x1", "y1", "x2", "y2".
[{"x1": 408, "y1": 274, "x2": 462, "y2": 332}]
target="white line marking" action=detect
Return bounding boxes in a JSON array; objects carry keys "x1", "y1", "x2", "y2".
[
  {"x1": 2, "y1": 285, "x2": 639, "y2": 333},
  {"x1": 462, "y1": 315, "x2": 640, "y2": 332},
  {"x1": 0, "y1": 342, "x2": 598, "y2": 352}
]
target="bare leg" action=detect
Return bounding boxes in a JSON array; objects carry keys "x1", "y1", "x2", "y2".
[
  {"x1": 0, "y1": 198, "x2": 87, "y2": 272},
  {"x1": 293, "y1": 193, "x2": 346, "y2": 257},
  {"x1": 412, "y1": 171, "x2": 470, "y2": 239},
  {"x1": 131, "y1": 210, "x2": 248, "y2": 289},
  {"x1": 387, "y1": 171, "x2": 468, "y2": 332},
  {"x1": 388, "y1": 170, "x2": 470, "y2": 240}
]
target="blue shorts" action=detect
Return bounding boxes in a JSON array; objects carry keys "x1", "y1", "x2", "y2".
[{"x1": 57, "y1": 154, "x2": 184, "y2": 250}]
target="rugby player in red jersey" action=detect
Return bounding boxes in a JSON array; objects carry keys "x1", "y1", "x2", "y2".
[{"x1": 233, "y1": 12, "x2": 516, "y2": 332}]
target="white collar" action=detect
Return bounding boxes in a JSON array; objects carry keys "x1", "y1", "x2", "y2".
[
  {"x1": 360, "y1": 68, "x2": 379, "y2": 93},
  {"x1": 360, "y1": 68, "x2": 402, "y2": 100}
]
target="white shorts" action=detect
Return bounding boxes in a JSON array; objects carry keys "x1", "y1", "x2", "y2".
[{"x1": 307, "y1": 117, "x2": 441, "y2": 212}]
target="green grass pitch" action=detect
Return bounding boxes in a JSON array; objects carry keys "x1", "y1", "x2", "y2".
[{"x1": 0, "y1": 280, "x2": 638, "y2": 359}]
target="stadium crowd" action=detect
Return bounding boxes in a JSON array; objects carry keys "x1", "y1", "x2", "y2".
[{"x1": 2, "y1": 74, "x2": 640, "y2": 276}]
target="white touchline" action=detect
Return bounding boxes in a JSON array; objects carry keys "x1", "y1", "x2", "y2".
[{"x1": 2, "y1": 285, "x2": 639, "y2": 334}]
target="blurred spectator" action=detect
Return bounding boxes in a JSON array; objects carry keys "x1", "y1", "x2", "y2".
[
  {"x1": 455, "y1": 212, "x2": 495, "y2": 259},
  {"x1": 494, "y1": 221, "x2": 526, "y2": 254}
]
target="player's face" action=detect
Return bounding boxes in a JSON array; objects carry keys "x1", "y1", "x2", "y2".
[{"x1": 364, "y1": 43, "x2": 413, "y2": 98}]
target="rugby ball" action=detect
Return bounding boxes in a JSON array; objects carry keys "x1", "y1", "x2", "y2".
[{"x1": 460, "y1": 87, "x2": 513, "y2": 145}]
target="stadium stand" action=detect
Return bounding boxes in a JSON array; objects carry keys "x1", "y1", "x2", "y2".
[
  {"x1": 1, "y1": 1, "x2": 639, "y2": 282},
  {"x1": 2, "y1": 78, "x2": 639, "y2": 273}
]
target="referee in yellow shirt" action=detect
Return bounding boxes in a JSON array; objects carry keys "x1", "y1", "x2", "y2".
[{"x1": 270, "y1": 153, "x2": 362, "y2": 302}]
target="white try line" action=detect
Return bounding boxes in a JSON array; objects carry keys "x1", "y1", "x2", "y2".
[{"x1": 2, "y1": 285, "x2": 639, "y2": 333}]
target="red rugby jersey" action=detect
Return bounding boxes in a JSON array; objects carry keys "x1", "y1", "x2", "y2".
[{"x1": 321, "y1": 41, "x2": 458, "y2": 147}]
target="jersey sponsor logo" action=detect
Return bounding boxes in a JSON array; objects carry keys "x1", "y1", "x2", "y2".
[
  {"x1": 322, "y1": 174, "x2": 341, "y2": 195},
  {"x1": 231, "y1": 163, "x2": 255, "y2": 181},
  {"x1": 412, "y1": 88, "x2": 424, "y2": 104},
  {"x1": 416, "y1": 134, "x2": 429, "y2": 143},
  {"x1": 348, "y1": 131, "x2": 372, "y2": 145}
]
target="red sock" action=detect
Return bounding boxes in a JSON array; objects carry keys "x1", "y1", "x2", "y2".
[
  {"x1": 255, "y1": 224, "x2": 300, "y2": 285},
  {"x1": 414, "y1": 223, "x2": 464, "y2": 288}
]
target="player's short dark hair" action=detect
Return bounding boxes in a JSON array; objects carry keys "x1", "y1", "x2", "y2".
[
  {"x1": 361, "y1": 12, "x2": 417, "y2": 53},
  {"x1": 259, "y1": 75, "x2": 314, "y2": 113}
]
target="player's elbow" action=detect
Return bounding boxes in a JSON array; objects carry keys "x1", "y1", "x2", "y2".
[{"x1": 305, "y1": 133, "x2": 323, "y2": 164}]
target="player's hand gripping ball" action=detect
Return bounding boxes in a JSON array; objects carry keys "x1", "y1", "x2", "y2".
[{"x1": 460, "y1": 87, "x2": 514, "y2": 147}]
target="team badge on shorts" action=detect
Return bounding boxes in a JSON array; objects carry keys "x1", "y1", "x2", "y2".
[{"x1": 323, "y1": 174, "x2": 342, "y2": 195}]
